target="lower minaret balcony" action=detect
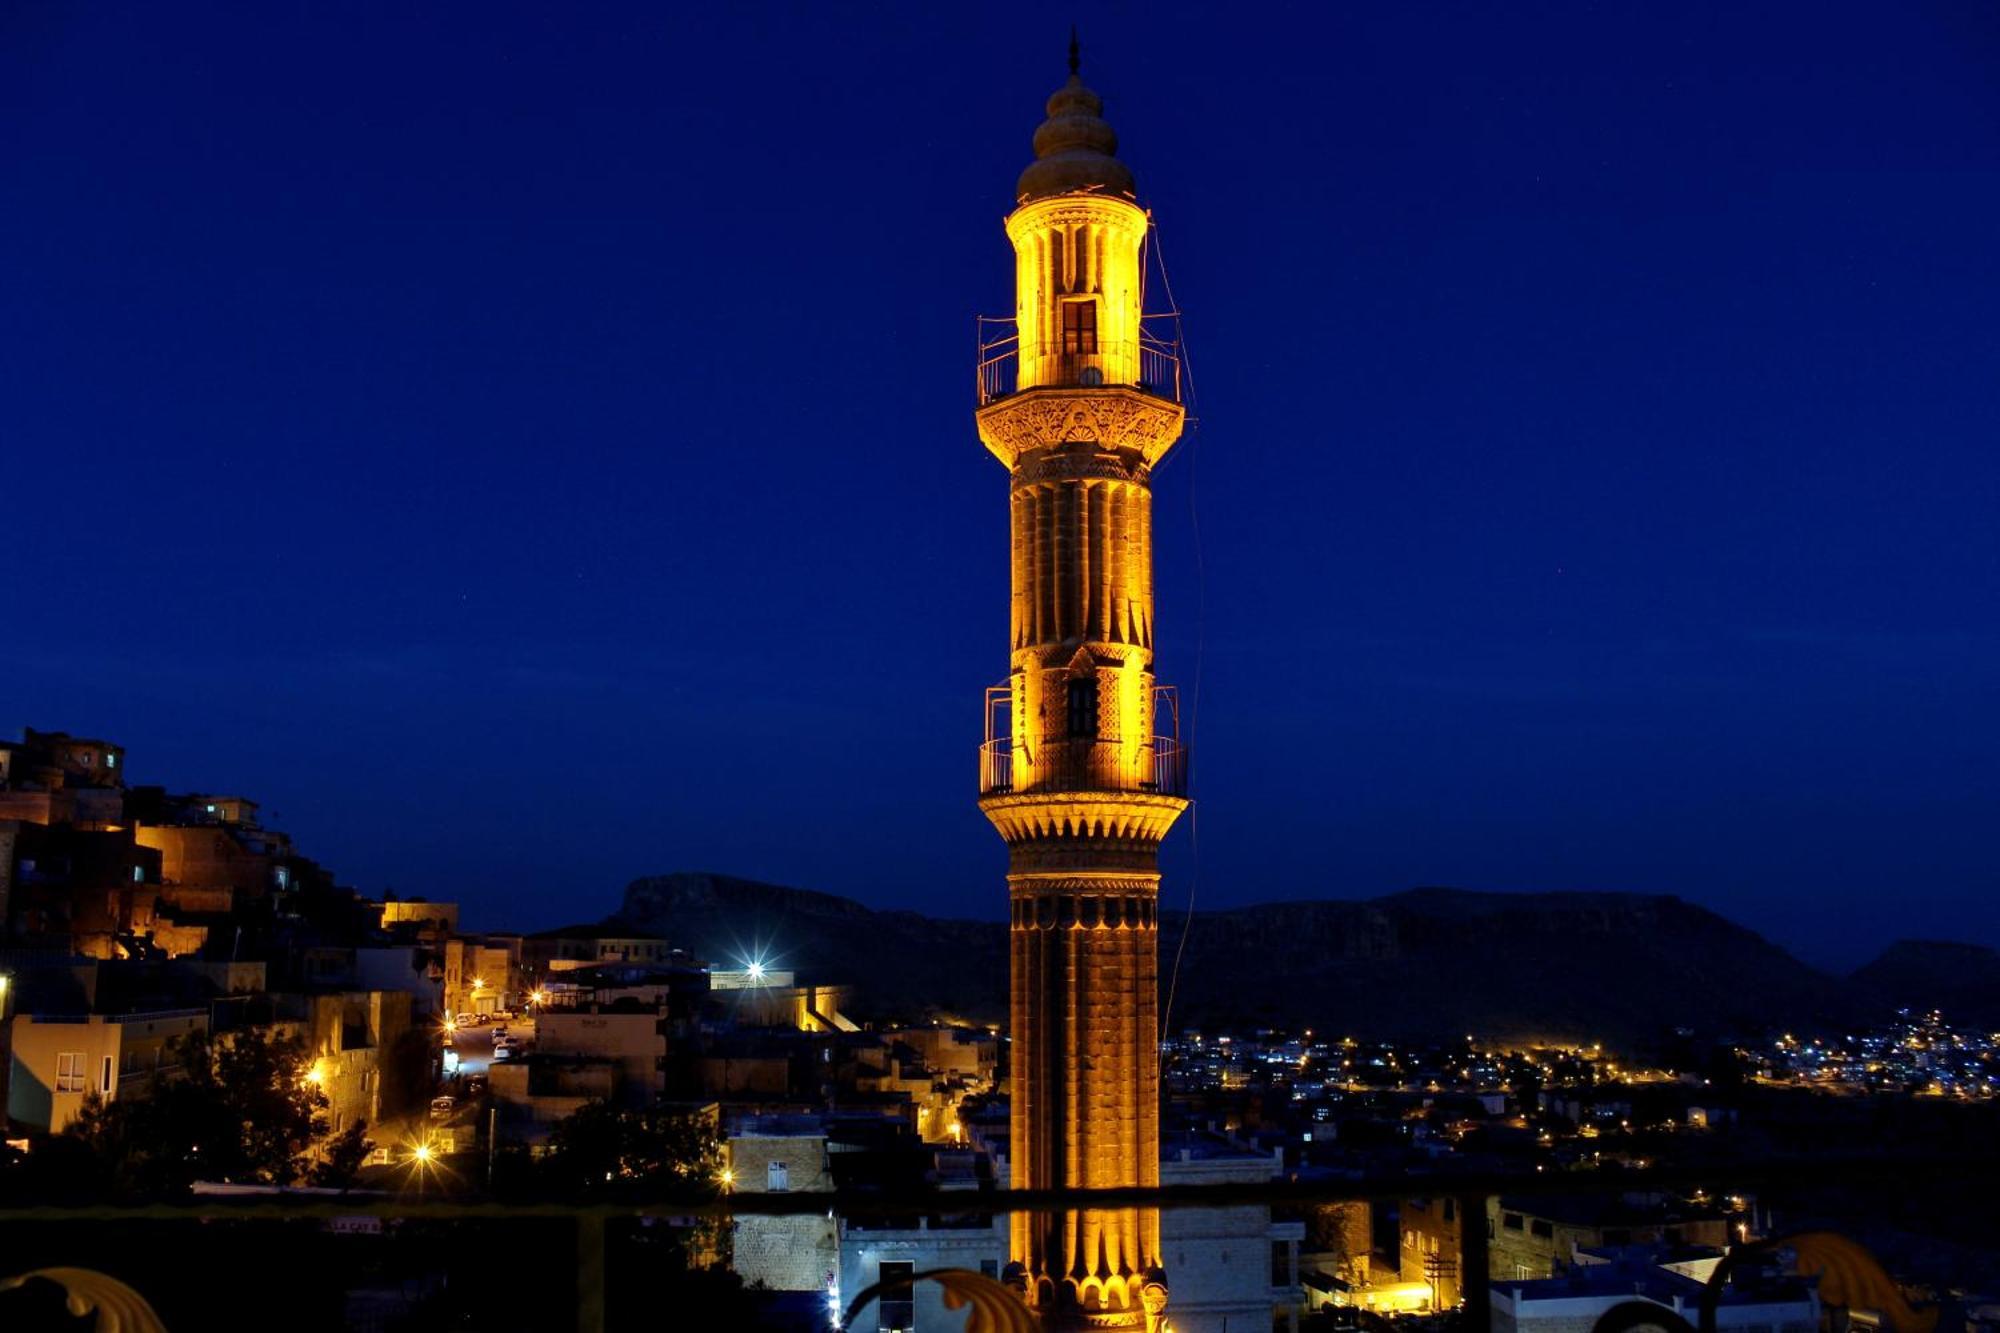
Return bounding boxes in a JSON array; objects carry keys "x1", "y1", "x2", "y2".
[{"x1": 978, "y1": 736, "x2": 1188, "y2": 799}]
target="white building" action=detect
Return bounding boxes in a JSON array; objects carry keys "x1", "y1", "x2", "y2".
[
  {"x1": 1493, "y1": 1261, "x2": 1818, "y2": 1333},
  {"x1": 1159, "y1": 1134, "x2": 1306, "y2": 1333}
]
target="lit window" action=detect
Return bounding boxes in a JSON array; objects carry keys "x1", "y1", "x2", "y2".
[
  {"x1": 56, "y1": 1052, "x2": 86, "y2": 1093},
  {"x1": 131, "y1": 866, "x2": 144, "y2": 883},
  {"x1": 1061, "y1": 299, "x2": 1098, "y2": 356},
  {"x1": 766, "y1": 1160, "x2": 789, "y2": 1192},
  {"x1": 205, "y1": 804, "x2": 216, "y2": 814},
  {"x1": 878, "y1": 1261, "x2": 915, "y2": 1333},
  {"x1": 105, "y1": 753, "x2": 117, "y2": 769}
]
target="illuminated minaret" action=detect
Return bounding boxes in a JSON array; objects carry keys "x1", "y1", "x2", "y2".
[{"x1": 976, "y1": 40, "x2": 1188, "y2": 1331}]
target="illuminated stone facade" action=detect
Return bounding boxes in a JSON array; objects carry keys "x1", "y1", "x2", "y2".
[{"x1": 977, "y1": 51, "x2": 1187, "y2": 1331}]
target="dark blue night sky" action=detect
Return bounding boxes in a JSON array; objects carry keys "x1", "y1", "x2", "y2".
[{"x1": 5, "y1": 4, "x2": 1996, "y2": 969}]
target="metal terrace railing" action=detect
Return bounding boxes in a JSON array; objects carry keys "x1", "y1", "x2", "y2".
[
  {"x1": 1, "y1": 1153, "x2": 1992, "y2": 1333},
  {"x1": 975, "y1": 317, "x2": 1185, "y2": 408},
  {"x1": 978, "y1": 735, "x2": 1189, "y2": 799}
]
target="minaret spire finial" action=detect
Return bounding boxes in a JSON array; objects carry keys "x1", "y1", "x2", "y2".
[{"x1": 1068, "y1": 26, "x2": 1080, "y2": 77}]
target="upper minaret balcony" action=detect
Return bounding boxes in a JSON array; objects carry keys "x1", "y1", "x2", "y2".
[{"x1": 974, "y1": 45, "x2": 1186, "y2": 471}]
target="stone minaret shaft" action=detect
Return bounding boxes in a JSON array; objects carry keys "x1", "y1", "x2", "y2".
[{"x1": 976, "y1": 56, "x2": 1187, "y2": 1331}]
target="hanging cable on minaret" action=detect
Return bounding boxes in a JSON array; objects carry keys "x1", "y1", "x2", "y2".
[{"x1": 974, "y1": 39, "x2": 1190, "y2": 1333}]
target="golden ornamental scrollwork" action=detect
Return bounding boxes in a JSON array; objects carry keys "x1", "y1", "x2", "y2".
[
  {"x1": 979, "y1": 387, "x2": 1185, "y2": 469},
  {"x1": 842, "y1": 1267, "x2": 1041, "y2": 1333},
  {"x1": 0, "y1": 1268, "x2": 169, "y2": 1333}
]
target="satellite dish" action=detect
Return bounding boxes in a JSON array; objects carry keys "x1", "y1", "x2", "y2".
[{"x1": 1078, "y1": 366, "x2": 1104, "y2": 387}]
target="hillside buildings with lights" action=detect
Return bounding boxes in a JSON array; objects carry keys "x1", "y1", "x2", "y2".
[{"x1": 0, "y1": 727, "x2": 473, "y2": 1141}]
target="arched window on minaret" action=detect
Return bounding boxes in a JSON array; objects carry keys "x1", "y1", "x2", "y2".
[
  {"x1": 1065, "y1": 674, "x2": 1100, "y2": 739},
  {"x1": 1061, "y1": 297, "x2": 1098, "y2": 357}
]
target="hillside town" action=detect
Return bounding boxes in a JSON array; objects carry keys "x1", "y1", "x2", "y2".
[{"x1": 2, "y1": 725, "x2": 1995, "y2": 1331}]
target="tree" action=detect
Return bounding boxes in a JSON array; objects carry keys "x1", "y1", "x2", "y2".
[
  {"x1": 309, "y1": 1119, "x2": 371, "y2": 1189},
  {"x1": 66, "y1": 1027, "x2": 333, "y2": 1195},
  {"x1": 536, "y1": 1100, "x2": 723, "y2": 1199},
  {"x1": 529, "y1": 1100, "x2": 734, "y2": 1313}
]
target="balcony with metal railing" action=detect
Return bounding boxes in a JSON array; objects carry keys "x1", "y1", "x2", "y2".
[
  {"x1": 978, "y1": 735, "x2": 1188, "y2": 799},
  {"x1": 976, "y1": 316, "x2": 1184, "y2": 408}
]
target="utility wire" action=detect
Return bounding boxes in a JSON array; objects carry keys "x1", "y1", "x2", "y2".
[{"x1": 1152, "y1": 216, "x2": 1205, "y2": 1051}]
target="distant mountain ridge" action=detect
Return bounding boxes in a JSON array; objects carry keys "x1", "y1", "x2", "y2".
[
  {"x1": 612, "y1": 872, "x2": 1997, "y2": 1044},
  {"x1": 1850, "y1": 940, "x2": 2000, "y2": 1023}
]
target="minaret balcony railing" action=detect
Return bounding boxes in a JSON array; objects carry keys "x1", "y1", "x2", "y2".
[
  {"x1": 978, "y1": 735, "x2": 1188, "y2": 799},
  {"x1": 975, "y1": 317, "x2": 1183, "y2": 408}
]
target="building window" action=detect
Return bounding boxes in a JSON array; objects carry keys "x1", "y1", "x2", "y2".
[
  {"x1": 131, "y1": 865, "x2": 144, "y2": 883},
  {"x1": 979, "y1": 1259, "x2": 998, "y2": 1280},
  {"x1": 878, "y1": 1261, "x2": 915, "y2": 1333},
  {"x1": 1273, "y1": 1240, "x2": 1293, "y2": 1286},
  {"x1": 766, "y1": 1160, "x2": 789, "y2": 1192},
  {"x1": 1531, "y1": 1219, "x2": 1553, "y2": 1239},
  {"x1": 56, "y1": 1052, "x2": 86, "y2": 1093},
  {"x1": 1066, "y1": 676, "x2": 1099, "y2": 739},
  {"x1": 101, "y1": 1056, "x2": 114, "y2": 1094},
  {"x1": 1061, "y1": 299, "x2": 1097, "y2": 356},
  {"x1": 1503, "y1": 1213, "x2": 1524, "y2": 1232},
  {"x1": 105, "y1": 753, "x2": 117, "y2": 769}
]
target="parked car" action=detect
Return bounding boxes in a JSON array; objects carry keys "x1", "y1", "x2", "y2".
[{"x1": 429, "y1": 1096, "x2": 457, "y2": 1120}]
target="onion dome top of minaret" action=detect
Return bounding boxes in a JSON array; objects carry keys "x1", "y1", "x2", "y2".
[{"x1": 1015, "y1": 31, "x2": 1137, "y2": 204}]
